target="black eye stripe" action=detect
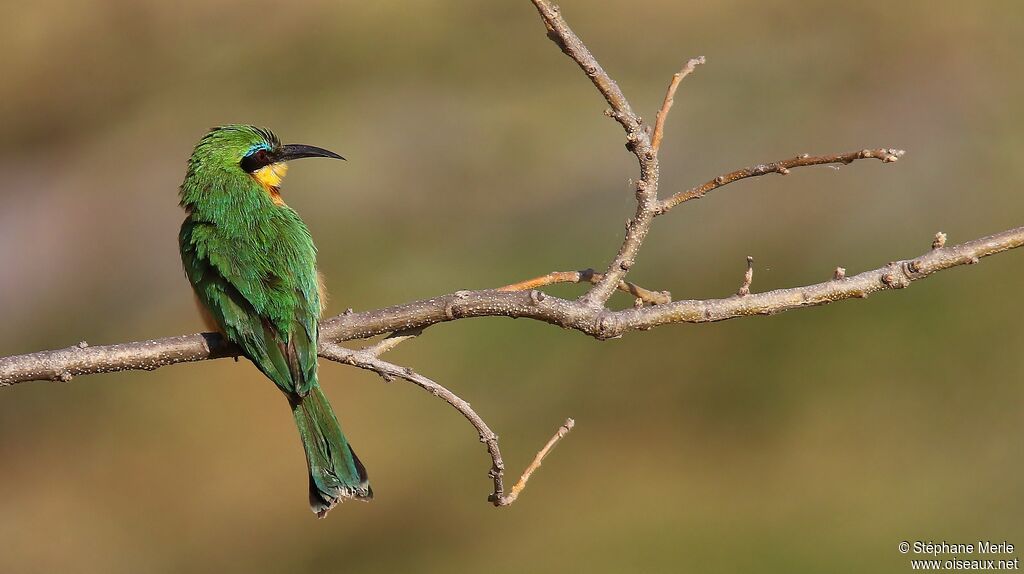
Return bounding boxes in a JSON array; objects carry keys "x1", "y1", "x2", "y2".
[{"x1": 240, "y1": 148, "x2": 274, "y2": 173}]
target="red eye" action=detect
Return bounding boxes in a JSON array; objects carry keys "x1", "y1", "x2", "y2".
[{"x1": 256, "y1": 149, "x2": 269, "y2": 163}]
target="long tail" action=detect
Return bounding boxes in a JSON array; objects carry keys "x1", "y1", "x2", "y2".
[{"x1": 290, "y1": 385, "x2": 372, "y2": 517}]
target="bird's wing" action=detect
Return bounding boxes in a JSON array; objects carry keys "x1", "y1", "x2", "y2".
[
  {"x1": 180, "y1": 219, "x2": 319, "y2": 396},
  {"x1": 288, "y1": 285, "x2": 320, "y2": 397}
]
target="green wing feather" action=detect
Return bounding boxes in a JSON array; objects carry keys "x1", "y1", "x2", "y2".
[{"x1": 179, "y1": 217, "x2": 319, "y2": 397}]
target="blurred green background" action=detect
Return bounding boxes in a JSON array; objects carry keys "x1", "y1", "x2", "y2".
[{"x1": 2, "y1": 1, "x2": 1022, "y2": 572}]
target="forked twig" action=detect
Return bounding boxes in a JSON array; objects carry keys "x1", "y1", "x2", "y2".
[{"x1": 318, "y1": 343, "x2": 571, "y2": 506}]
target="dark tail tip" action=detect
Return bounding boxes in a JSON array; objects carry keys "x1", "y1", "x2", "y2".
[
  {"x1": 311, "y1": 480, "x2": 373, "y2": 519},
  {"x1": 310, "y1": 447, "x2": 372, "y2": 518}
]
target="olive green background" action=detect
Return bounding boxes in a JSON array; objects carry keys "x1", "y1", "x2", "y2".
[{"x1": 2, "y1": 1, "x2": 1022, "y2": 572}]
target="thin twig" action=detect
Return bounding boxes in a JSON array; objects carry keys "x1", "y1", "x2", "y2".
[
  {"x1": 497, "y1": 269, "x2": 671, "y2": 305},
  {"x1": 658, "y1": 148, "x2": 905, "y2": 214},
  {"x1": 651, "y1": 57, "x2": 705, "y2": 154},
  {"x1": 498, "y1": 271, "x2": 583, "y2": 292},
  {"x1": 497, "y1": 418, "x2": 575, "y2": 506},
  {"x1": 362, "y1": 328, "x2": 423, "y2": 357},
  {"x1": 4, "y1": 227, "x2": 1022, "y2": 386}
]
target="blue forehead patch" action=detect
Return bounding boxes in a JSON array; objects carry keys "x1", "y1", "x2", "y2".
[{"x1": 245, "y1": 142, "x2": 272, "y2": 156}]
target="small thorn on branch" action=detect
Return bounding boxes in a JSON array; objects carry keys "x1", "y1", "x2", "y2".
[
  {"x1": 833, "y1": 267, "x2": 847, "y2": 280},
  {"x1": 882, "y1": 148, "x2": 906, "y2": 163},
  {"x1": 736, "y1": 256, "x2": 754, "y2": 297},
  {"x1": 932, "y1": 231, "x2": 947, "y2": 250},
  {"x1": 880, "y1": 264, "x2": 911, "y2": 289}
]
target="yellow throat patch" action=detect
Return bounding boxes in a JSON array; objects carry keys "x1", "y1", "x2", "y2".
[{"x1": 253, "y1": 162, "x2": 289, "y2": 206}]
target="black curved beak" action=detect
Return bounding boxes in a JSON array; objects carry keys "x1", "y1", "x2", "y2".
[{"x1": 278, "y1": 144, "x2": 345, "y2": 162}]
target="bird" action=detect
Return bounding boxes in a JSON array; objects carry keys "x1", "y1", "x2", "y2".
[{"x1": 178, "y1": 125, "x2": 370, "y2": 517}]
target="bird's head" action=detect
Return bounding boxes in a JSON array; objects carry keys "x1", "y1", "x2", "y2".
[{"x1": 180, "y1": 124, "x2": 344, "y2": 208}]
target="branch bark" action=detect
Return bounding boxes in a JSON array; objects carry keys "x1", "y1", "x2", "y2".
[{"x1": 5, "y1": 224, "x2": 1021, "y2": 387}]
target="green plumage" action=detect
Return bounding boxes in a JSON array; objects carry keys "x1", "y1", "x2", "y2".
[{"x1": 178, "y1": 125, "x2": 370, "y2": 517}]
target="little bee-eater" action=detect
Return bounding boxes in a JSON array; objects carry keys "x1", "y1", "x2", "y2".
[{"x1": 178, "y1": 125, "x2": 370, "y2": 517}]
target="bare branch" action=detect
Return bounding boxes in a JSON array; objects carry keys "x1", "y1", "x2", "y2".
[
  {"x1": 658, "y1": 148, "x2": 905, "y2": 214},
  {"x1": 529, "y1": 0, "x2": 638, "y2": 134},
  {"x1": 0, "y1": 334, "x2": 238, "y2": 386},
  {"x1": 5, "y1": 227, "x2": 1021, "y2": 387},
  {"x1": 318, "y1": 342, "x2": 569, "y2": 506},
  {"x1": 530, "y1": 0, "x2": 659, "y2": 309},
  {"x1": 651, "y1": 57, "x2": 705, "y2": 154},
  {"x1": 498, "y1": 269, "x2": 671, "y2": 306}
]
